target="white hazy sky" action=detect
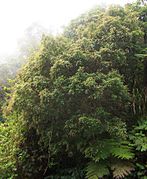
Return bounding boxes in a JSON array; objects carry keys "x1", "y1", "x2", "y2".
[{"x1": 0, "y1": 0, "x2": 134, "y2": 57}]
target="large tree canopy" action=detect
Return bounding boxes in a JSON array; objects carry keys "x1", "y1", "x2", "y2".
[{"x1": 0, "y1": 1, "x2": 147, "y2": 178}]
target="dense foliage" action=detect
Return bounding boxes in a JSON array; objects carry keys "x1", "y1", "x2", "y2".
[{"x1": 0, "y1": 1, "x2": 147, "y2": 178}]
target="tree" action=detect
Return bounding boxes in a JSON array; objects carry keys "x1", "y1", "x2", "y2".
[{"x1": 1, "y1": 1, "x2": 147, "y2": 178}]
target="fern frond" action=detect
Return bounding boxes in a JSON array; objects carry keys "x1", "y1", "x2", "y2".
[
  {"x1": 111, "y1": 160, "x2": 134, "y2": 179},
  {"x1": 110, "y1": 144, "x2": 134, "y2": 159},
  {"x1": 86, "y1": 161, "x2": 109, "y2": 179},
  {"x1": 84, "y1": 140, "x2": 134, "y2": 161},
  {"x1": 84, "y1": 144, "x2": 110, "y2": 161}
]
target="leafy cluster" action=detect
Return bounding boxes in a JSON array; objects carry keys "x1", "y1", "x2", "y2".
[{"x1": 0, "y1": 1, "x2": 147, "y2": 178}]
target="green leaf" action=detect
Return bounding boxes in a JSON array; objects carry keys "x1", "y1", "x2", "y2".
[
  {"x1": 86, "y1": 161, "x2": 109, "y2": 179},
  {"x1": 110, "y1": 144, "x2": 134, "y2": 159}
]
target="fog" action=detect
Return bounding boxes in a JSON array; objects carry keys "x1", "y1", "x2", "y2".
[{"x1": 0, "y1": 0, "x2": 134, "y2": 62}]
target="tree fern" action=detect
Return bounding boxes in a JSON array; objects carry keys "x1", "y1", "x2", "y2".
[
  {"x1": 84, "y1": 140, "x2": 111, "y2": 162},
  {"x1": 84, "y1": 140, "x2": 134, "y2": 161},
  {"x1": 86, "y1": 160, "x2": 134, "y2": 179},
  {"x1": 85, "y1": 140, "x2": 135, "y2": 179}
]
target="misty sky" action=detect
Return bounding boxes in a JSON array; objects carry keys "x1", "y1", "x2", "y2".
[{"x1": 0, "y1": 0, "x2": 134, "y2": 57}]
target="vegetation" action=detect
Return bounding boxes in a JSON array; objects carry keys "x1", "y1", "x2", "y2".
[
  {"x1": 0, "y1": 23, "x2": 47, "y2": 84},
  {"x1": 0, "y1": 1, "x2": 147, "y2": 178}
]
